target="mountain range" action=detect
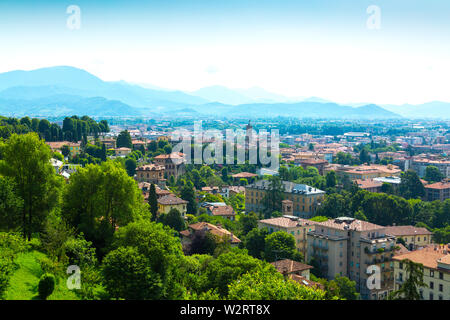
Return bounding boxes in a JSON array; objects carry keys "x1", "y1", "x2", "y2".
[{"x1": 0, "y1": 66, "x2": 447, "y2": 119}]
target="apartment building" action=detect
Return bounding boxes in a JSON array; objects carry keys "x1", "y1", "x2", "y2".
[
  {"x1": 154, "y1": 152, "x2": 186, "y2": 179},
  {"x1": 307, "y1": 217, "x2": 397, "y2": 300},
  {"x1": 411, "y1": 158, "x2": 450, "y2": 178},
  {"x1": 324, "y1": 164, "x2": 401, "y2": 181},
  {"x1": 384, "y1": 225, "x2": 433, "y2": 250},
  {"x1": 425, "y1": 181, "x2": 450, "y2": 201},
  {"x1": 245, "y1": 180, "x2": 325, "y2": 218},
  {"x1": 135, "y1": 164, "x2": 165, "y2": 186},
  {"x1": 258, "y1": 215, "x2": 318, "y2": 260},
  {"x1": 393, "y1": 244, "x2": 450, "y2": 300}
]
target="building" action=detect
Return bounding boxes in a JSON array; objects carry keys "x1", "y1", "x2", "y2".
[
  {"x1": 258, "y1": 216, "x2": 318, "y2": 260},
  {"x1": 354, "y1": 179, "x2": 383, "y2": 193},
  {"x1": 138, "y1": 182, "x2": 172, "y2": 200},
  {"x1": 271, "y1": 259, "x2": 314, "y2": 280},
  {"x1": 115, "y1": 147, "x2": 132, "y2": 157},
  {"x1": 393, "y1": 244, "x2": 450, "y2": 300},
  {"x1": 135, "y1": 164, "x2": 165, "y2": 186},
  {"x1": 231, "y1": 172, "x2": 258, "y2": 183},
  {"x1": 307, "y1": 217, "x2": 397, "y2": 300},
  {"x1": 425, "y1": 181, "x2": 450, "y2": 201},
  {"x1": 157, "y1": 194, "x2": 188, "y2": 217},
  {"x1": 201, "y1": 202, "x2": 236, "y2": 221},
  {"x1": 297, "y1": 158, "x2": 329, "y2": 175},
  {"x1": 154, "y1": 152, "x2": 186, "y2": 179},
  {"x1": 180, "y1": 222, "x2": 241, "y2": 252},
  {"x1": 324, "y1": 164, "x2": 401, "y2": 181},
  {"x1": 411, "y1": 158, "x2": 450, "y2": 178},
  {"x1": 384, "y1": 225, "x2": 433, "y2": 250},
  {"x1": 245, "y1": 180, "x2": 325, "y2": 218}
]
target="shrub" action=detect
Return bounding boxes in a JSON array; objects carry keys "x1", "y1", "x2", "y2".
[
  {"x1": 27, "y1": 238, "x2": 42, "y2": 251},
  {"x1": 37, "y1": 256, "x2": 64, "y2": 279},
  {"x1": 38, "y1": 273, "x2": 55, "y2": 300}
]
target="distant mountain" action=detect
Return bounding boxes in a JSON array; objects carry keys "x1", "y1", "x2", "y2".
[
  {"x1": 191, "y1": 102, "x2": 401, "y2": 119},
  {"x1": 0, "y1": 95, "x2": 141, "y2": 117},
  {"x1": 382, "y1": 101, "x2": 450, "y2": 119},
  {"x1": 0, "y1": 65, "x2": 405, "y2": 119},
  {"x1": 0, "y1": 66, "x2": 209, "y2": 110}
]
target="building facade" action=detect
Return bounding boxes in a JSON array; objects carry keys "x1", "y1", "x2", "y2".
[
  {"x1": 245, "y1": 180, "x2": 325, "y2": 218},
  {"x1": 307, "y1": 217, "x2": 397, "y2": 300},
  {"x1": 393, "y1": 245, "x2": 450, "y2": 300}
]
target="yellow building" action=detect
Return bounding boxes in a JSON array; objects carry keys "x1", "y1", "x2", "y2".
[
  {"x1": 324, "y1": 164, "x2": 402, "y2": 181},
  {"x1": 393, "y1": 244, "x2": 450, "y2": 300},
  {"x1": 245, "y1": 180, "x2": 325, "y2": 218},
  {"x1": 384, "y1": 225, "x2": 433, "y2": 250},
  {"x1": 157, "y1": 194, "x2": 188, "y2": 217},
  {"x1": 258, "y1": 216, "x2": 318, "y2": 260}
]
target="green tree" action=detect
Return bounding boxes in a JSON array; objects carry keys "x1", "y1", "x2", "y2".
[
  {"x1": 389, "y1": 259, "x2": 427, "y2": 300},
  {"x1": 262, "y1": 175, "x2": 285, "y2": 219},
  {"x1": 399, "y1": 170, "x2": 425, "y2": 200},
  {"x1": 102, "y1": 246, "x2": 163, "y2": 300},
  {"x1": 228, "y1": 265, "x2": 328, "y2": 300},
  {"x1": 325, "y1": 171, "x2": 337, "y2": 188},
  {"x1": 38, "y1": 273, "x2": 55, "y2": 300},
  {"x1": 158, "y1": 208, "x2": 186, "y2": 232},
  {"x1": 148, "y1": 183, "x2": 158, "y2": 221},
  {"x1": 61, "y1": 145, "x2": 70, "y2": 158},
  {"x1": 264, "y1": 231, "x2": 302, "y2": 262},
  {"x1": 332, "y1": 275, "x2": 359, "y2": 300},
  {"x1": 243, "y1": 227, "x2": 268, "y2": 259},
  {"x1": 125, "y1": 158, "x2": 137, "y2": 177},
  {"x1": 239, "y1": 212, "x2": 259, "y2": 236},
  {"x1": 111, "y1": 220, "x2": 186, "y2": 299},
  {"x1": 180, "y1": 182, "x2": 197, "y2": 215},
  {"x1": 0, "y1": 176, "x2": 24, "y2": 231},
  {"x1": 116, "y1": 130, "x2": 132, "y2": 149},
  {"x1": 359, "y1": 148, "x2": 370, "y2": 164},
  {"x1": 424, "y1": 166, "x2": 444, "y2": 183},
  {"x1": 62, "y1": 161, "x2": 148, "y2": 253},
  {"x1": 0, "y1": 133, "x2": 61, "y2": 240}
]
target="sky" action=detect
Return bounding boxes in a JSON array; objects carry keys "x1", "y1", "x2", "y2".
[{"x1": 0, "y1": 0, "x2": 450, "y2": 105}]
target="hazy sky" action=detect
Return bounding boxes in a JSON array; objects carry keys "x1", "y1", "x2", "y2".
[{"x1": 0, "y1": 0, "x2": 450, "y2": 105}]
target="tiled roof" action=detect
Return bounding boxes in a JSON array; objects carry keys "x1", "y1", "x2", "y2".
[
  {"x1": 247, "y1": 180, "x2": 325, "y2": 195},
  {"x1": 188, "y1": 222, "x2": 241, "y2": 243},
  {"x1": 424, "y1": 182, "x2": 450, "y2": 190},
  {"x1": 271, "y1": 259, "x2": 313, "y2": 274},
  {"x1": 137, "y1": 164, "x2": 165, "y2": 171},
  {"x1": 288, "y1": 274, "x2": 324, "y2": 290},
  {"x1": 392, "y1": 245, "x2": 450, "y2": 270},
  {"x1": 232, "y1": 172, "x2": 258, "y2": 178},
  {"x1": 208, "y1": 205, "x2": 235, "y2": 217},
  {"x1": 157, "y1": 195, "x2": 188, "y2": 205},
  {"x1": 259, "y1": 217, "x2": 317, "y2": 228},
  {"x1": 314, "y1": 217, "x2": 383, "y2": 232},
  {"x1": 384, "y1": 225, "x2": 433, "y2": 236},
  {"x1": 355, "y1": 179, "x2": 383, "y2": 189}
]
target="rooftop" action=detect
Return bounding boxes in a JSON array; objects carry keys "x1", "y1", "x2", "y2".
[
  {"x1": 157, "y1": 194, "x2": 188, "y2": 205},
  {"x1": 384, "y1": 225, "x2": 433, "y2": 236},
  {"x1": 247, "y1": 180, "x2": 325, "y2": 195},
  {"x1": 393, "y1": 244, "x2": 450, "y2": 270},
  {"x1": 271, "y1": 259, "x2": 313, "y2": 274}
]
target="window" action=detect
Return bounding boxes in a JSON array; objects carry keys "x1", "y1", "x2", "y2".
[
  {"x1": 430, "y1": 281, "x2": 434, "y2": 289},
  {"x1": 439, "y1": 272, "x2": 443, "y2": 280},
  {"x1": 439, "y1": 284, "x2": 443, "y2": 292},
  {"x1": 429, "y1": 292, "x2": 434, "y2": 300},
  {"x1": 430, "y1": 270, "x2": 434, "y2": 277},
  {"x1": 399, "y1": 262, "x2": 403, "y2": 270}
]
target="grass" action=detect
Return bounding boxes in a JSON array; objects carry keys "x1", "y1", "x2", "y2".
[{"x1": 6, "y1": 250, "x2": 80, "y2": 300}]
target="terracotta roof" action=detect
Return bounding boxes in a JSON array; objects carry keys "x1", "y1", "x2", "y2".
[
  {"x1": 394, "y1": 243, "x2": 410, "y2": 256},
  {"x1": 385, "y1": 225, "x2": 433, "y2": 236},
  {"x1": 259, "y1": 217, "x2": 317, "y2": 229},
  {"x1": 298, "y1": 158, "x2": 328, "y2": 165},
  {"x1": 392, "y1": 245, "x2": 450, "y2": 270},
  {"x1": 314, "y1": 217, "x2": 384, "y2": 232},
  {"x1": 271, "y1": 259, "x2": 313, "y2": 274},
  {"x1": 232, "y1": 172, "x2": 258, "y2": 178},
  {"x1": 424, "y1": 182, "x2": 450, "y2": 190},
  {"x1": 157, "y1": 195, "x2": 188, "y2": 205},
  {"x1": 154, "y1": 152, "x2": 184, "y2": 159},
  {"x1": 137, "y1": 164, "x2": 165, "y2": 171},
  {"x1": 208, "y1": 205, "x2": 235, "y2": 217},
  {"x1": 355, "y1": 179, "x2": 383, "y2": 189},
  {"x1": 188, "y1": 222, "x2": 241, "y2": 243},
  {"x1": 288, "y1": 274, "x2": 324, "y2": 290}
]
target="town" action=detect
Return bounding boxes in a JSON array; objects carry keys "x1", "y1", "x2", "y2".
[{"x1": 0, "y1": 115, "x2": 449, "y2": 301}]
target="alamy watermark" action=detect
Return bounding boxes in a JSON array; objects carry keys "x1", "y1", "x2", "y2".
[{"x1": 66, "y1": 5, "x2": 81, "y2": 30}]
